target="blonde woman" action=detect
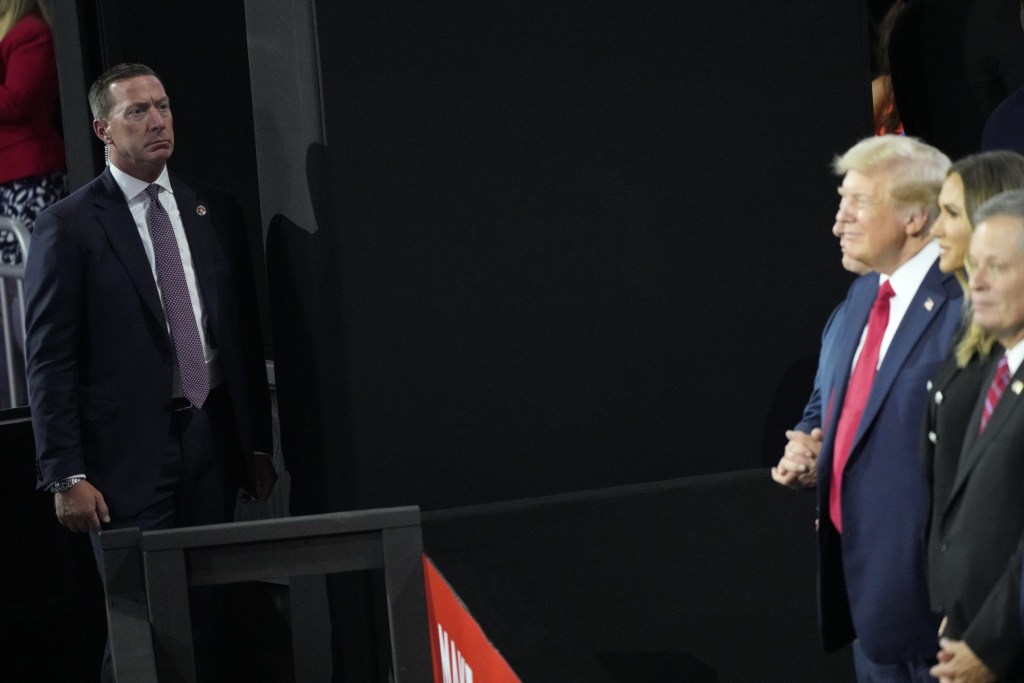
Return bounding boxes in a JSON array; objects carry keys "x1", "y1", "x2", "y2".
[{"x1": 923, "y1": 150, "x2": 1024, "y2": 670}]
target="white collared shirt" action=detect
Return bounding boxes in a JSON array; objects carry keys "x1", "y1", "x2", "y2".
[
  {"x1": 1004, "y1": 338, "x2": 1024, "y2": 376},
  {"x1": 108, "y1": 164, "x2": 219, "y2": 389},
  {"x1": 852, "y1": 239, "x2": 941, "y2": 370}
]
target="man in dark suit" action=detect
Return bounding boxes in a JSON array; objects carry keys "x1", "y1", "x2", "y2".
[
  {"x1": 26, "y1": 60, "x2": 275, "y2": 530},
  {"x1": 928, "y1": 189, "x2": 1024, "y2": 682},
  {"x1": 24, "y1": 63, "x2": 276, "y2": 677},
  {"x1": 774, "y1": 136, "x2": 959, "y2": 681}
]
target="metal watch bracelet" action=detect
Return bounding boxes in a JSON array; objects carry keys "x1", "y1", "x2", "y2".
[{"x1": 49, "y1": 476, "x2": 85, "y2": 493}]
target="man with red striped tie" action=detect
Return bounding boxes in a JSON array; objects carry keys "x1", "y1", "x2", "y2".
[{"x1": 928, "y1": 189, "x2": 1024, "y2": 682}]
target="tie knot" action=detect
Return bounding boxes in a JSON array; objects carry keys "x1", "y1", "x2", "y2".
[
  {"x1": 997, "y1": 354, "x2": 1011, "y2": 378},
  {"x1": 145, "y1": 184, "x2": 160, "y2": 201},
  {"x1": 877, "y1": 280, "x2": 895, "y2": 302}
]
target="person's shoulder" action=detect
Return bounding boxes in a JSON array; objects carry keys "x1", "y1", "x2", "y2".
[
  {"x1": 38, "y1": 172, "x2": 113, "y2": 220},
  {"x1": 844, "y1": 271, "x2": 878, "y2": 299},
  {"x1": 169, "y1": 173, "x2": 237, "y2": 205},
  {"x1": 3, "y1": 12, "x2": 53, "y2": 45}
]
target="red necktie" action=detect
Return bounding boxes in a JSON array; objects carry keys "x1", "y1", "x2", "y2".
[
  {"x1": 829, "y1": 280, "x2": 895, "y2": 533},
  {"x1": 979, "y1": 355, "x2": 1011, "y2": 433}
]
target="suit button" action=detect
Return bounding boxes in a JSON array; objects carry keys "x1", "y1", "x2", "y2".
[
  {"x1": 934, "y1": 391, "x2": 944, "y2": 405},
  {"x1": 940, "y1": 543, "x2": 948, "y2": 552},
  {"x1": 928, "y1": 431, "x2": 938, "y2": 444}
]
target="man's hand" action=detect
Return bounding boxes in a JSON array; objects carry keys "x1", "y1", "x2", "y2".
[
  {"x1": 249, "y1": 453, "x2": 278, "y2": 502},
  {"x1": 54, "y1": 480, "x2": 110, "y2": 532},
  {"x1": 771, "y1": 428, "x2": 823, "y2": 489},
  {"x1": 930, "y1": 638, "x2": 996, "y2": 683}
]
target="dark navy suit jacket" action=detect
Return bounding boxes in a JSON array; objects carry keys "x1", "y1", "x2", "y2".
[
  {"x1": 24, "y1": 168, "x2": 271, "y2": 518},
  {"x1": 795, "y1": 300, "x2": 850, "y2": 435},
  {"x1": 815, "y1": 261, "x2": 961, "y2": 663}
]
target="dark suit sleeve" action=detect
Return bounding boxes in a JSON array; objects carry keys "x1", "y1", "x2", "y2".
[
  {"x1": 962, "y1": 531, "x2": 1024, "y2": 678},
  {"x1": 794, "y1": 302, "x2": 845, "y2": 434},
  {"x1": 24, "y1": 206, "x2": 85, "y2": 488}
]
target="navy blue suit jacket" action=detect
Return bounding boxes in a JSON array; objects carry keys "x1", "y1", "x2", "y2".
[
  {"x1": 795, "y1": 300, "x2": 850, "y2": 435},
  {"x1": 815, "y1": 261, "x2": 962, "y2": 663},
  {"x1": 25, "y1": 168, "x2": 271, "y2": 517}
]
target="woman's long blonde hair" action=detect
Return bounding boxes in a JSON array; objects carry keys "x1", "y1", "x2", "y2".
[
  {"x1": 950, "y1": 151, "x2": 1024, "y2": 366},
  {"x1": 0, "y1": 0, "x2": 51, "y2": 42}
]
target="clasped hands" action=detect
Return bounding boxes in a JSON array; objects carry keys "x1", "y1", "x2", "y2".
[{"x1": 771, "y1": 427, "x2": 822, "y2": 489}]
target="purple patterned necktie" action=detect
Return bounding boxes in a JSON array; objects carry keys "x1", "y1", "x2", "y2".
[{"x1": 145, "y1": 184, "x2": 209, "y2": 408}]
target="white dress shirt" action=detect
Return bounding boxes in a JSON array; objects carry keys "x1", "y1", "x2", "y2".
[
  {"x1": 109, "y1": 164, "x2": 220, "y2": 391},
  {"x1": 852, "y1": 240, "x2": 941, "y2": 371}
]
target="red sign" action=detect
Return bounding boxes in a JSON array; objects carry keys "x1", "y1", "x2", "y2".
[{"x1": 423, "y1": 555, "x2": 521, "y2": 683}]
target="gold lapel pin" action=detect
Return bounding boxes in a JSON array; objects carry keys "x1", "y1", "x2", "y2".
[
  {"x1": 1012, "y1": 380, "x2": 1023, "y2": 395},
  {"x1": 196, "y1": 205, "x2": 207, "y2": 216},
  {"x1": 924, "y1": 298, "x2": 934, "y2": 311}
]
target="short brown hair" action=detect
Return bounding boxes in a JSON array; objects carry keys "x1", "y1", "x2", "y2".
[{"x1": 88, "y1": 63, "x2": 160, "y2": 119}]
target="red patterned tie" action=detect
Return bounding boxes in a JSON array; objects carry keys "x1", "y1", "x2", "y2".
[
  {"x1": 145, "y1": 185, "x2": 209, "y2": 408},
  {"x1": 979, "y1": 355, "x2": 1011, "y2": 433},
  {"x1": 829, "y1": 280, "x2": 895, "y2": 533}
]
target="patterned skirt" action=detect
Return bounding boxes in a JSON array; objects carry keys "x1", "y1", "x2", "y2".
[{"x1": 1, "y1": 171, "x2": 69, "y2": 265}]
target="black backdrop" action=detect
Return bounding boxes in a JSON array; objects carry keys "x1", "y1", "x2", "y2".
[
  {"x1": 268, "y1": 0, "x2": 872, "y2": 512},
  {"x1": 14, "y1": 2, "x2": 877, "y2": 679},
  {"x1": 45, "y1": 0, "x2": 871, "y2": 513}
]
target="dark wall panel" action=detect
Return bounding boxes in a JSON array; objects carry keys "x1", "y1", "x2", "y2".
[{"x1": 281, "y1": 1, "x2": 872, "y2": 510}]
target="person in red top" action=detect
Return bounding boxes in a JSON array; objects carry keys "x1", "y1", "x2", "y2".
[
  {"x1": 0, "y1": 0, "x2": 67, "y2": 259},
  {"x1": 0, "y1": 0, "x2": 66, "y2": 407}
]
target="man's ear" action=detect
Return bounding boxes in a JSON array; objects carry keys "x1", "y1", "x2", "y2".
[
  {"x1": 92, "y1": 119, "x2": 111, "y2": 144},
  {"x1": 905, "y1": 204, "x2": 931, "y2": 238}
]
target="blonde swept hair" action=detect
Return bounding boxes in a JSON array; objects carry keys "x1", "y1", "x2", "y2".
[
  {"x1": 833, "y1": 135, "x2": 951, "y2": 223},
  {"x1": 0, "y1": 0, "x2": 51, "y2": 42}
]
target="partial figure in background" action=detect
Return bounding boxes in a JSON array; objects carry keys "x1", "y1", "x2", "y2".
[
  {"x1": 872, "y1": 0, "x2": 906, "y2": 136},
  {"x1": 888, "y1": 0, "x2": 985, "y2": 159},
  {"x1": 962, "y1": 0, "x2": 1024, "y2": 128},
  {"x1": 0, "y1": 0, "x2": 66, "y2": 257},
  {"x1": 0, "y1": 0, "x2": 66, "y2": 410},
  {"x1": 978, "y1": 1, "x2": 1024, "y2": 155}
]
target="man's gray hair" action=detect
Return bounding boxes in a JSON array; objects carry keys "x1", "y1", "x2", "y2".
[{"x1": 973, "y1": 189, "x2": 1024, "y2": 244}]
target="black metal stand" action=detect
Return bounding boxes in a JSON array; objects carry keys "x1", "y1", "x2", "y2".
[{"x1": 99, "y1": 507, "x2": 431, "y2": 683}]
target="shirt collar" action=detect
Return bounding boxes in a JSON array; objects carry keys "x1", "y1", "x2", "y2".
[
  {"x1": 1005, "y1": 338, "x2": 1024, "y2": 376},
  {"x1": 109, "y1": 163, "x2": 172, "y2": 203},
  {"x1": 877, "y1": 239, "x2": 939, "y2": 300}
]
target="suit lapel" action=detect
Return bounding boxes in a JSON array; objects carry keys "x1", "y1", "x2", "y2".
[
  {"x1": 820, "y1": 279, "x2": 874, "y2": 467},
  {"x1": 92, "y1": 170, "x2": 167, "y2": 336},
  {"x1": 849, "y1": 265, "x2": 947, "y2": 457},
  {"x1": 948, "y1": 357, "x2": 1024, "y2": 508}
]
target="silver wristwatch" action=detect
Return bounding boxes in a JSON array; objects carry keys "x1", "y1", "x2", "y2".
[{"x1": 49, "y1": 476, "x2": 86, "y2": 493}]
